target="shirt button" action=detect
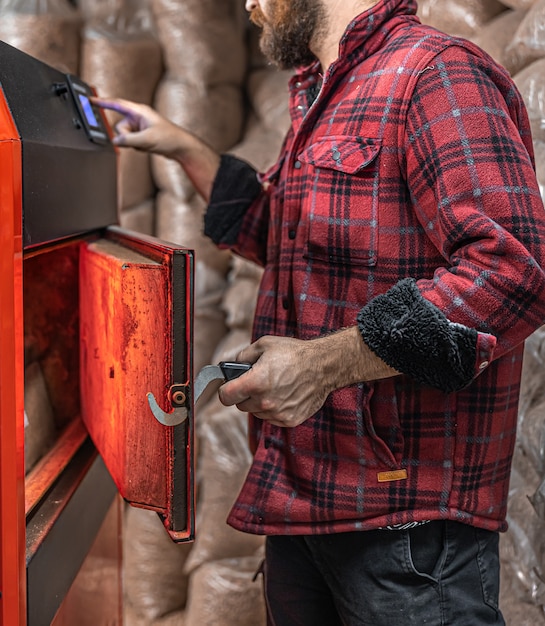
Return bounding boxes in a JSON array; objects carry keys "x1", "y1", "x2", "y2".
[
  {"x1": 294, "y1": 160, "x2": 302, "y2": 169},
  {"x1": 288, "y1": 229, "x2": 296, "y2": 239},
  {"x1": 479, "y1": 361, "x2": 489, "y2": 370},
  {"x1": 282, "y1": 298, "x2": 289, "y2": 310},
  {"x1": 332, "y1": 149, "x2": 341, "y2": 161}
]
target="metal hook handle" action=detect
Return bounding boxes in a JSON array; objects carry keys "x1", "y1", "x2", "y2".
[{"x1": 147, "y1": 392, "x2": 188, "y2": 427}]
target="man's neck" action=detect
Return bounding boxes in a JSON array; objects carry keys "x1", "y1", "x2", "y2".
[{"x1": 311, "y1": 0, "x2": 379, "y2": 71}]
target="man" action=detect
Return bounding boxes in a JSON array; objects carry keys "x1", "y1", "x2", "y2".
[{"x1": 94, "y1": 0, "x2": 545, "y2": 624}]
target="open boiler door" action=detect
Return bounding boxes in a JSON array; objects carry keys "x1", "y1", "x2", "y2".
[{"x1": 80, "y1": 225, "x2": 195, "y2": 542}]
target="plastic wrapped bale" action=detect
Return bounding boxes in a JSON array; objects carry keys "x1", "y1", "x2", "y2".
[
  {"x1": 518, "y1": 387, "x2": 545, "y2": 475},
  {"x1": 530, "y1": 475, "x2": 545, "y2": 525},
  {"x1": 80, "y1": 0, "x2": 163, "y2": 211},
  {"x1": 81, "y1": 0, "x2": 162, "y2": 108},
  {"x1": 500, "y1": 447, "x2": 545, "y2": 616},
  {"x1": 506, "y1": 0, "x2": 545, "y2": 75},
  {"x1": 221, "y1": 256, "x2": 262, "y2": 331},
  {"x1": 500, "y1": 564, "x2": 545, "y2": 626},
  {"x1": 519, "y1": 326, "x2": 545, "y2": 410},
  {"x1": 124, "y1": 602, "x2": 187, "y2": 625},
  {"x1": 518, "y1": 326, "x2": 545, "y2": 473},
  {"x1": 123, "y1": 505, "x2": 193, "y2": 621},
  {"x1": 155, "y1": 190, "x2": 231, "y2": 277},
  {"x1": 229, "y1": 116, "x2": 287, "y2": 172},
  {"x1": 184, "y1": 396, "x2": 264, "y2": 575},
  {"x1": 534, "y1": 139, "x2": 545, "y2": 199},
  {"x1": 471, "y1": 9, "x2": 527, "y2": 75},
  {"x1": 246, "y1": 68, "x2": 293, "y2": 133},
  {"x1": 24, "y1": 361, "x2": 57, "y2": 473},
  {"x1": 513, "y1": 58, "x2": 545, "y2": 142},
  {"x1": 416, "y1": 0, "x2": 506, "y2": 37},
  {"x1": 191, "y1": 302, "x2": 230, "y2": 378},
  {"x1": 185, "y1": 556, "x2": 267, "y2": 626},
  {"x1": 501, "y1": 0, "x2": 539, "y2": 9},
  {"x1": 78, "y1": 0, "x2": 123, "y2": 20},
  {"x1": 149, "y1": 0, "x2": 246, "y2": 203},
  {"x1": 150, "y1": 0, "x2": 247, "y2": 85},
  {"x1": 529, "y1": 478, "x2": 545, "y2": 612},
  {"x1": 151, "y1": 77, "x2": 244, "y2": 200},
  {"x1": 119, "y1": 198, "x2": 155, "y2": 235},
  {"x1": 0, "y1": 0, "x2": 81, "y2": 73},
  {"x1": 229, "y1": 67, "x2": 292, "y2": 171}
]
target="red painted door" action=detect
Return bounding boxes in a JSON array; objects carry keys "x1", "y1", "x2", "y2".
[{"x1": 79, "y1": 226, "x2": 195, "y2": 542}]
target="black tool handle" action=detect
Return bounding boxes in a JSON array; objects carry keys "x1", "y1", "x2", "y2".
[{"x1": 219, "y1": 361, "x2": 252, "y2": 381}]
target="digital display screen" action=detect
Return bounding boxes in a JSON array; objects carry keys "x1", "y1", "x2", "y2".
[
  {"x1": 67, "y1": 75, "x2": 109, "y2": 143},
  {"x1": 78, "y1": 93, "x2": 99, "y2": 128}
]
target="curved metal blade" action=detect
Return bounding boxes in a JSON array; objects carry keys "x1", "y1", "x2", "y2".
[{"x1": 193, "y1": 364, "x2": 224, "y2": 403}]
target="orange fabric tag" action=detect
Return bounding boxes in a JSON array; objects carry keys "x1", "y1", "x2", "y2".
[{"x1": 377, "y1": 469, "x2": 408, "y2": 483}]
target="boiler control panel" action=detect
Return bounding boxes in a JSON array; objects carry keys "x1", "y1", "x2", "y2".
[
  {"x1": 66, "y1": 74, "x2": 110, "y2": 144},
  {"x1": 0, "y1": 40, "x2": 118, "y2": 249}
]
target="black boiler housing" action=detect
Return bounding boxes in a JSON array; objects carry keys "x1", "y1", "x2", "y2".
[{"x1": 0, "y1": 40, "x2": 118, "y2": 249}]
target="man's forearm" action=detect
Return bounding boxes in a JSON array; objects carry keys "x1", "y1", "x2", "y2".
[
  {"x1": 313, "y1": 326, "x2": 400, "y2": 392},
  {"x1": 170, "y1": 131, "x2": 221, "y2": 202},
  {"x1": 218, "y1": 328, "x2": 399, "y2": 428}
]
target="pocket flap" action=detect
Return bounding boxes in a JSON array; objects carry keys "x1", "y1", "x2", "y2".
[{"x1": 298, "y1": 136, "x2": 381, "y2": 174}]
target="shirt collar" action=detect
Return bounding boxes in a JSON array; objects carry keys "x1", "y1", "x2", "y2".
[
  {"x1": 291, "y1": 0, "x2": 419, "y2": 87},
  {"x1": 338, "y1": 0, "x2": 418, "y2": 60}
]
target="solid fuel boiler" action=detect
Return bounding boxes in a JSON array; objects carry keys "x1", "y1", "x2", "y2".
[{"x1": 0, "y1": 40, "x2": 195, "y2": 626}]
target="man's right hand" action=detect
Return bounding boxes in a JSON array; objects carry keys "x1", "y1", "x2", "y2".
[
  {"x1": 92, "y1": 97, "x2": 186, "y2": 156},
  {"x1": 92, "y1": 97, "x2": 221, "y2": 201}
]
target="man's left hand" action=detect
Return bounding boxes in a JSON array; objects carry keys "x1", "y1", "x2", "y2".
[{"x1": 217, "y1": 328, "x2": 398, "y2": 427}]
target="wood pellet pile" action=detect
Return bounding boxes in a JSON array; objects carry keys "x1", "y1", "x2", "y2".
[{"x1": 4, "y1": 0, "x2": 545, "y2": 623}]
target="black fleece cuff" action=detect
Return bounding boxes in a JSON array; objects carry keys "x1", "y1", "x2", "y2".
[
  {"x1": 204, "y1": 154, "x2": 262, "y2": 246},
  {"x1": 357, "y1": 278, "x2": 479, "y2": 393}
]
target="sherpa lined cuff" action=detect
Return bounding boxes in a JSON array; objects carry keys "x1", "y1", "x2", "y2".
[
  {"x1": 357, "y1": 278, "x2": 496, "y2": 393},
  {"x1": 204, "y1": 154, "x2": 262, "y2": 246}
]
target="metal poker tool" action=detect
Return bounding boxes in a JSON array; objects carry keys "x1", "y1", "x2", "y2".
[{"x1": 147, "y1": 361, "x2": 252, "y2": 427}]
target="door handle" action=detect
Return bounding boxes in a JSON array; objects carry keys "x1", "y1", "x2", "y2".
[{"x1": 146, "y1": 391, "x2": 188, "y2": 427}]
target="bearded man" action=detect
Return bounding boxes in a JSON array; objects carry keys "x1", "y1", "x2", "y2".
[{"x1": 94, "y1": 1, "x2": 545, "y2": 624}]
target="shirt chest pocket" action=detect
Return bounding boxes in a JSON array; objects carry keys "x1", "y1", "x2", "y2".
[{"x1": 298, "y1": 136, "x2": 381, "y2": 267}]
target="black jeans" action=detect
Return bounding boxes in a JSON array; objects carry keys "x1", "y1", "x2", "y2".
[{"x1": 263, "y1": 520, "x2": 505, "y2": 626}]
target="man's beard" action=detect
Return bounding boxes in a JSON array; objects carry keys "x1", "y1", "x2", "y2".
[{"x1": 250, "y1": 0, "x2": 325, "y2": 70}]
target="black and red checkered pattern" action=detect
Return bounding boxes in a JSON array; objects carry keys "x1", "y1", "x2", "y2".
[{"x1": 206, "y1": 0, "x2": 545, "y2": 535}]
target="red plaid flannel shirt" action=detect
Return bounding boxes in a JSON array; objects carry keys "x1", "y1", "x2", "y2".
[{"x1": 205, "y1": 0, "x2": 545, "y2": 534}]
